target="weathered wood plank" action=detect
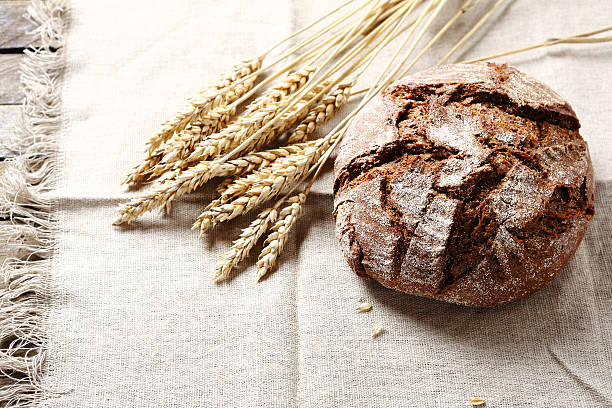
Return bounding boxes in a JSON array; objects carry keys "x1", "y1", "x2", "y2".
[
  {"x1": 0, "y1": 105, "x2": 20, "y2": 160},
  {"x1": 0, "y1": 1, "x2": 29, "y2": 261},
  {"x1": 0, "y1": 1, "x2": 37, "y2": 49},
  {"x1": 0, "y1": 104, "x2": 20, "y2": 141},
  {"x1": 0, "y1": 53, "x2": 23, "y2": 104}
]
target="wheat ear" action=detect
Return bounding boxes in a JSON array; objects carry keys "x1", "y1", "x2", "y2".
[
  {"x1": 146, "y1": 57, "x2": 261, "y2": 154},
  {"x1": 182, "y1": 67, "x2": 315, "y2": 165},
  {"x1": 214, "y1": 207, "x2": 279, "y2": 282},
  {"x1": 193, "y1": 137, "x2": 331, "y2": 233},
  {"x1": 235, "y1": 80, "x2": 332, "y2": 155},
  {"x1": 288, "y1": 81, "x2": 353, "y2": 144},
  {"x1": 157, "y1": 76, "x2": 315, "y2": 168},
  {"x1": 143, "y1": 67, "x2": 315, "y2": 180},
  {"x1": 140, "y1": 76, "x2": 281, "y2": 182},
  {"x1": 112, "y1": 142, "x2": 315, "y2": 225},
  {"x1": 143, "y1": 77, "x2": 256, "y2": 174},
  {"x1": 123, "y1": 59, "x2": 262, "y2": 185},
  {"x1": 166, "y1": 80, "x2": 330, "y2": 180},
  {"x1": 214, "y1": 141, "x2": 318, "y2": 202},
  {"x1": 256, "y1": 193, "x2": 307, "y2": 280}
]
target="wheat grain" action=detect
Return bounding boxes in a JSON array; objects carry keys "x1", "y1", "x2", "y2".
[
  {"x1": 216, "y1": 176, "x2": 237, "y2": 195},
  {"x1": 256, "y1": 193, "x2": 306, "y2": 280},
  {"x1": 214, "y1": 207, "x2": 279, "y2": 282},
  {"x1": 469, "y1": 397, "x2": 486, "y2": 407},
  {"x1": 288, "y1": 81, "x2": 353, "y2": 144},
  {"x1": 372, "y1": 322, "x2": 384, "y2": 338},
  {"x1": 112, "y1": 142, "x2": 315, "y2": 225},
  {"x1": 356, "y1": 302, "x2": 372, "y2": 313},
  {"x1": 192, "y1": 138, "x2": 330, "y2": 233}
]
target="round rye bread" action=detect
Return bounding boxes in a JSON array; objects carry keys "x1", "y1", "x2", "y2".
[{"x1": 333, "y1": 63, "x2": 594, "y2": 307}]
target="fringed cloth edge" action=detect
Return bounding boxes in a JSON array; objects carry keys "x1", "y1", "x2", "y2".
[{"x1": 0, "y1": 1, "x2": 67, "y2": 406}]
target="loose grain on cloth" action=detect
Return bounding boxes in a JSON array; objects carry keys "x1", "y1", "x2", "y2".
[{"x1": 39, "y1": 0, "x2": 611, "y2": 406}]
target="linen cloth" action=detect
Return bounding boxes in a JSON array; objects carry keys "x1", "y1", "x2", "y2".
[{"x1": 41, "y1": 0, "x2": 611, "y2": 406}]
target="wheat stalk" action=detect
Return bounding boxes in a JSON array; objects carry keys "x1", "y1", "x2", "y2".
[
  {"x1": 114, "y1": 0, "x2": 604, "y2": 283},
  {"x1": 213, "y1": 140, "x2": 319, "y2": 202},
  {"x1": 146, "y1": 79, "x2": 330, "y2": 186},
  {"x1": 287, "y1": 81, "x2": 353, "y2": 144},
  {"x1": 145, "y1": 67, "x2": 315, "y2": 179},
  {"x1": 204, "y1": 0, "x2": 408, "y2": 172},
  {"x1": 437, "y1": 0, "x2": 505, "y2": 65},
  {"x1": 212, "y1": 0, "x2": 374, "y2": 110},
  {"x1": 193, "y1": 137, "x2": 332, "y2": 233},
  {"x1": 160, "y1": 77, "x2": 322, "y2": 168},
  {"x1": 214, "y1": 206, "x2": 279, "y2": 282},
  {"x1": 123, "y1": 59, "x2": 262, "y2": 185},
  {"x1": 112, "y1": 142, "x2": 316, "y2": 225},
  {"x1": 460, "y1": 25, "x2": 612, "y2": 64},
  {"x1": 147, "y1": 57, "x2": 262, "y2": 154},
  {"x1": 256, "y1": 193, "x2": 307, "y2": 280}
]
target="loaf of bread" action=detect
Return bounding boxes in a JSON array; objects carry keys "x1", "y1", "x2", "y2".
[{"x1": 333, "y1": 62, "x2": 594, "y2": 307}]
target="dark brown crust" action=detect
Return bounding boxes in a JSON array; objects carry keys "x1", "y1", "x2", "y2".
[{"x1": 333, "y1": 63, "x2": 594, "y2": 307}]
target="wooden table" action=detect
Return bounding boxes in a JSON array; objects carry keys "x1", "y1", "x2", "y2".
[
  {"x1": 0, "y1": 0, "x2": 38, "y2": 148},
  {"x1": 0, "y1": 0, "x2": 38, "y2": 252}
]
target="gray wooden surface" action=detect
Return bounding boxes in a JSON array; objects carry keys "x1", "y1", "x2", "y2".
[
  {"x1": 0, "y1": 0, "x2": 37, "y2": 49},
  {"x1": 1, "y1": 0, "x2": 37, "y2": 144},
  {"x1": 0, "y1": 0, "x2": 37, "y2": 225}
]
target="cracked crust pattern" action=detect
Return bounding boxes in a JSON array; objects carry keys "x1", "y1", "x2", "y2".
[{"x1": 333, "y1": 63, "x2": 594, "y2": 307}]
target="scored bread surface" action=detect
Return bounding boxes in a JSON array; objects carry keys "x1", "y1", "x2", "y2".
[{"x1": 333, "y1": 62, "x2": 594, "y2": 307}]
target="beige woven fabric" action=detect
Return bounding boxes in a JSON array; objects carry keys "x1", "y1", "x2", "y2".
[{"x1": 41, "y1": 0, "x2": 611, "y2": 406}]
